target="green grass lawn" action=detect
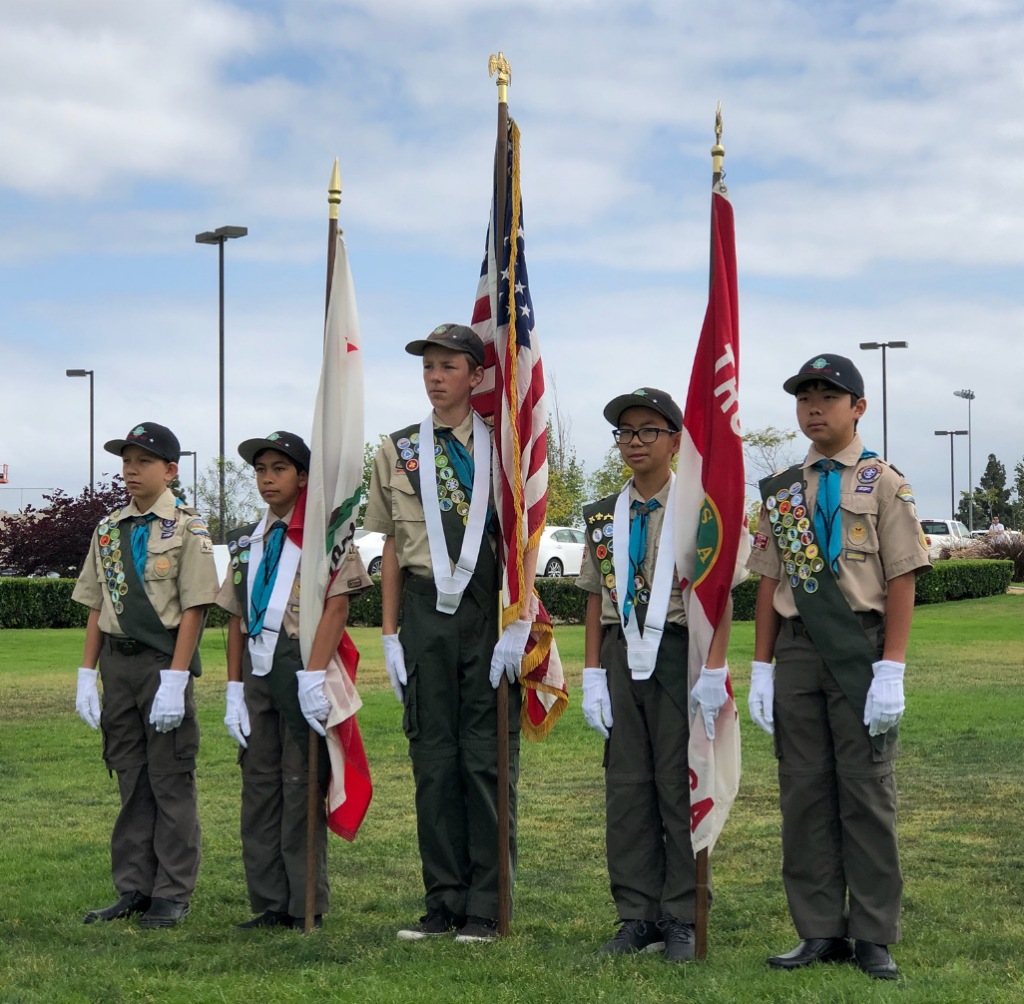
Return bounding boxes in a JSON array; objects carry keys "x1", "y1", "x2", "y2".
[{"x1": 1, "y1": 595, "x2": 1022, "y2": 1003}]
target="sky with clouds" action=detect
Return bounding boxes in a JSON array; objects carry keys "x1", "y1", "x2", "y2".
[{"x1": 2, "y1": 0, "x2": 1022, "y2": 523}]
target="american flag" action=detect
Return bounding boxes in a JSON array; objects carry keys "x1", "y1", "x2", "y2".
[
  {"x1": 470, "y1": 117, "x2": 567, "y2": 739},
  {"x1": 673, "y1": 177, "x2": 749, "y2": 855}
]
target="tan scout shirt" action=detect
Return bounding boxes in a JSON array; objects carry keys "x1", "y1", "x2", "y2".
[
  {"x1": 215, "y1": 506, "x2": 372, "y2": 639},
  {"x1": 73, "y1": 488, "x2": 219, "y2": 635},
  {"x1": 363, "y1": 410, "x2": 493, "y2": 580},
  {"x1": 577, "y1": 478, "x2": 687, "y2": 627},
  {"x1": 746, "y1": 433, "x2": 931, "y2": 618}
]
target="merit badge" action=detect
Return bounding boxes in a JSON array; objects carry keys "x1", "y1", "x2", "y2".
[
  {"x1": 810, "y1": 557, "x2": 825, "y2": 573},
  {"x1": 600, "y1": 559, "x2": 612, "y2": 575},
  {"x1": 791, "y1": 493, "x2": 804, "y2": 507},
  {"x1": 603, "y1": 523, "x2": 613, "y2": 538},
  {"x1": 782, "y1": 513, "x2": 795, "y2": 529},
  {"x1": 848, "y1": 521, "x2": 867, "y2": 546},
  {"x1": 457, "y1": 503, "x2": 469, "y2": 517},
  {"x1": 790, "y1": 574, "x2": 800, "y2": 588},
  {"x1": 114, "y1": 601, "x2": 125, "y2": 614},
  {"x1": 397, "y1": 437, "x2": 411, "y2": 449},
  {"x1": 406, "y1": 459, "x2": 419, "y2": 472},
  {"x1": 777, "y1": 488, "x2": 790, "y2": 502},
  {"x1": 410, "y1": 433, "x2": 420, "y2": 444},
  {"x1": 797, "y1": 517, "x2": 810, "y2": 533},
  {"x1": 785, "y1": 560, "x2": 796, "y2": 576},
  {"x1": 228, "y1": 540, "x2": 238, "y2": 555},
  {"x1": 804, "y1": 577, "x2": 819, "y2": 594},
  {"x1": 768, "y1": 508, "x2": 780, "y2": 524},
  {"x1": 609, "y1": 587, "x2": 618, "y2": 604},
  {"x1": 778, "y1": 500, "x2": 791, "y2": 516},
  {"x1": 446, "y1": 478, "x2": 459, "y2": 492},
  {"x1": 439, "y1": 467, "x2": 453, "y2": 481},
  {"x1": 596, "y1": 544, "x2": 608, "y2": 560},
  {"x1": 800, "y1": 530, "x2": 813, "y2": 546},
  {"x1": 239, "y1": 535, "x2": 250, "y2": 548},
  {"x1": 805, "y1": 544, "x2": 819, "y2": 560},
  {"x1": 798, "y1": 564, "x2": 811, "y2": 579},
  {"x1": 239, "y1": 551, "x2": 249, "y2": 564},
  {"x1": 789, "y1": 481, "x2": 802, "y2": 494},
  {"x1": 794, "y1": 550, "x2": 806, "y2": 566},
  {"x1": 638, "y1": 589, "x2": 651, "y2": 605},
  {"x1": 896, "y1": 485, "x2": 916, "y2": 503},
  {"x1": 604, "y1": 573, "x2": 616, "y2": 589},
  {"x1": 634, "y1": 574, "x2": 645, "y2": 591},
  {"x1": 99, "y1": 534, "x2": 111, "y2": 547},
  {"x1": 790, "y1": 539, "x2": 801, "y2": 554},
  {"x1": 440, "y1": 498, "x2": 453, "y2": 511},
  {"x1": 772, "y1": 522, "x2": 783, "y2": 536},
  {"x1": 435, "y1": 453, "x2": 448, "y2": 468},
  {"x1": 233, "y1": 571, "x2": 242, "y2": 585},
  {"x1": 592, "y1": 527, "x2": 603, "y2": 543},
  {"x1": 401, "y1": 448, "x2": 414, "y2": 461},
  {"x1": 766, "y1": 496, "x2": 777, "y2": 510},
  {"x1": 231, "y1": 557, "x2": 239, "y2": 569},
  {"x1": 859, "y1": 466, "x2": 880, "y2": 483}
]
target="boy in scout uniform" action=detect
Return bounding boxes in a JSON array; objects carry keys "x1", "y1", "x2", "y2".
[
  {"x1": 577, "y1": 388, "x2": 732, "y2": 963},
  {"x1": 73, "y1": 422, "x2": 219, "y2": 929},
  {"x1": 363, "y1": 323, "x2": 530, "y2": 944},
  {"x1": 746, "y1": 354, "x2": 930, "y2": 980},
  {"x1": 215, "y1": 431, "x2": 372, "y2": 930}
]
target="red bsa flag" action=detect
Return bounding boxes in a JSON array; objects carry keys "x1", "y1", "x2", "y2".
[{"x1": 674, "y1": 178, "x2": 749, "y2": 854}]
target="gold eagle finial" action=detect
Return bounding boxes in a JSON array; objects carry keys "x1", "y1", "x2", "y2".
[{"x1": 488, "y1": 51, "x2": 511, "y2": 87}]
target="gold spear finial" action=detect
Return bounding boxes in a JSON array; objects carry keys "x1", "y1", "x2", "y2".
[
  {"x1": 711, "y1": 102, "x2": 725, "y2": 176},
  {"x1": 328, "y1": 158, "x2": 342, "y2": 221},
  {"x1": 488, "y1": 51, "x2": 511, "y2": 103}
]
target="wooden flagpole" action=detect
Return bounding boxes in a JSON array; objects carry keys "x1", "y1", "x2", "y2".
[
  {"x1": 694, "y1": 104, "x2": 725, "y2": 962},
  {"x1": 489, "y1": 51, "x2": 513, "y2": 939},
  {"x1": 304, "y1": 158, "x2": 342, "y2": 934}
]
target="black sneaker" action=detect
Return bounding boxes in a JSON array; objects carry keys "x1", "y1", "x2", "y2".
[
  {"x1": 599, "y1": 918, "x2": 665, "y2": 955},
  {"x1": 658, "y1": 916, "x2": 696, "y2": 963},
  {"x1": 396, "y1": 905, "x2": 465, "y2": 941},
  {"x1": 455, "y1": 916, "x2": 498, "y2": 943},
  {"x1": 235, "y1": 909, "x2": 293, "y2": 930}
]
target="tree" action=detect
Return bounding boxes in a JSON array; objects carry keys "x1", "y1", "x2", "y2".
[
  {"x1": 195, "y1": 458, "x2": 264, "y2": 542},
  {"x1": 976, "y1": 453, "x2": 1011, "y2": 524},
  {"x1": 586, "y1": 447, "x2": 631, "y2": 500},
  {"x1": 545, "y1": 388, "x2": 586, "y2": 527},
  {"x1": 743, "y1": 425, "x2": 800, "y2": 491},
  {"x1": 359, "y1": 436, "x2": 387, "y2": 525},
  {"x1": 168, "y1": 475, "x2": 188, "y2": 504},
  {"x1": 0, "y1": 477, "x2": 128, "y2": 577}
]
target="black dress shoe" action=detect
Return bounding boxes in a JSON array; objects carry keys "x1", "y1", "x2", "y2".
[
  {"x1": 235, "y1": 909, "x2": 294, "y2": 930},
  {"x1": 140, "y1": 897, "x2": 190, "y2": 929},
  {"x1": 292, "y1": 914, "x2": 323, "y2": 931},
  {"x1": 768, "y1": 937, "x2": 853, "y2": 969},
  {"x1": 855, "y1": 941, "x2": 900, "y2": 980},
  {"x1": 83, "y1": 890, "x2": 152, "y2": 924}
]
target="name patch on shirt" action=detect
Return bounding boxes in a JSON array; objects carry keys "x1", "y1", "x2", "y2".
[
  {"x1": 845, "y1": 550, "x2": 867, "y2": 561},
  {"x1": 855, "y1": 485, "x2": 874, "y2": 494}
]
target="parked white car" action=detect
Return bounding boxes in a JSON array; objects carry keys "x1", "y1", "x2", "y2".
[
  {"x1": 354, "y1": 528, "x2": 386, "y2": 575},
  {"x1": 536, "y1": 526, "x2": 586, "y2": 577},
  {"x1": 919, "y1": 518, "x2": 972, "y2": 559}
]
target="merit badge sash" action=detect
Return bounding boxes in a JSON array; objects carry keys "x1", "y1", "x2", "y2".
[
  {"x1": 612, "y1": 474, "x2": 677, "y2": 680},
  {"x1": 102, "y1": 509, "x2": 203, "y2": 676},
  {"x1": 245, "y1": 511, "x2": 301, "y2": 677},
  {"x1": 760, "y1": 464, "x2": 893, "y2": 752}
]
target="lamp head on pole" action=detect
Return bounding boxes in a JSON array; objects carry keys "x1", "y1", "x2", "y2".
[
  {"x1": 66, "y1": 368, "x2": 92, "y2": 378},
  {"x1": 195, "y1": 225, "x2": 248, "y2": 245},
  {"x1": 953, "y1": 389, "x2": 976, "y2": 401}
]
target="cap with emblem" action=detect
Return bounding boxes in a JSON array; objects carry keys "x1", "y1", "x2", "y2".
[
  {"x1": 783, "y1": 354, "x2": 865, "y2": 398},
  {"x1": 237, "y1": 431, "x2": 311, "y2": 471},
  {"x1": 404, "y1": 323, "x2": 485, "y2": 367},
  {"x1": 104, "y1": 422, "x2": 181, "y2": 463},
  {"x1": 602, "y1": 387, "x2": 683, "y2": 431}
]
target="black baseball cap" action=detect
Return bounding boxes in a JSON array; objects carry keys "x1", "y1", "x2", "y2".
[
  {"x1": 783, "y1": 354, "x2": 865, "y2": 398},
  {"x1": 405, "y1": 323, "x2": 485, "y2": 367},
  {"x1": 602, "y1": 387, "x2": 683, "y2": 431},
  {"x1": 238, "y1": 431, "x2": 311, "y2": 471},
  {"x1": 104, "y1": 422, "x2": 181, "y2": 463}
]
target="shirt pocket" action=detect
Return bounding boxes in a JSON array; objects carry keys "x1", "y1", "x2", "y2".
[
  {"x1": 144, "y1": 536, "x2": 182, "y2": 582},
  {"x1": 391, "y1": 473, "x2": 425, "y2": 526},
  {"x1": 839, "y1": 491, "x2": 880, "y2": 554}
]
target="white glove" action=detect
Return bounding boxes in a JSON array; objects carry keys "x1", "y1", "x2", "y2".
[
  {"x1": 748, "y1": 661, "x2": 775, "y2": 735},
  {"x1": 224, "y1": 680, "x2": 250, "y2": 748},
  {"x1": 76, "y1": 667, "x2": 101, "y2": 729},
  {"x1": 489, "y1": 619, "x2": 532, "y2": 689},
  {"x1": 149, "y1": 669, "x2": 189, "y2": 733},
  {"x1": 690, "y1": 665, "x2": 730, "y2": 740},
  {"x1": 864, "y1": 660, "x2": 905, "y2": 737},
  {"x1": 297, "y1": 670, "x2": 330, "y2": 737},
  {"x1": 581, "y1": 667, "x2": 614, "y2": 738},
  {"x1": 381, "y1": 634, "x2": 408, "y2": 703}
]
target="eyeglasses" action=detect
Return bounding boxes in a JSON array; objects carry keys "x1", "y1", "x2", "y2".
[{"x1": 612, "y1": 427, "x2": 675, "y2": 445}]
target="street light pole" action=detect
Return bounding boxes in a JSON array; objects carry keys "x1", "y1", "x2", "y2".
[
  {"x1": 859, "y1": 341, "x2": 908, "y2": 460},
  {"x1": 65, "y1": 368, "x2": 95, "y2": 493},
  {"x1": 179, "y1": 451, "x2": 198, "y2": 507},
  {"x1": 934, "y1": 429, "x2": 968, "y2": 521},
  {"x1": 953, "y1": 389, "x2": 976, "y2": 531},
  {"x1": 195, "y1": 225, "x2": 248, "y2": 541}
]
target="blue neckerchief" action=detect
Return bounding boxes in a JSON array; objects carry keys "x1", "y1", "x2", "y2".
[
  {"x1": 813, "y1": 448, "x2": 878, "y2": 575},
  {"x1": 130, "y1": 514, "x2": 156, "y2": 582},
  {"x1": 435, "y1": 428, "x2": 475, "y2": 500},
  {"x1": 622, "y1": 497, "x2": 661, "y2": 624},
  {"x1": 248, "y1": 520, "x2": 287, "y2": 637}
]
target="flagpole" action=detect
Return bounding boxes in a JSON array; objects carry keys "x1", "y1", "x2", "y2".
[
  {"x1": 693, "y1": 104, "x2": 725, "y2": 962},
  {"x1": 489, "y1": 50, "x2": 513, "y2": 940},
  {"x1": 304, "y1": 159, "x2": 342, "y2": 934}
]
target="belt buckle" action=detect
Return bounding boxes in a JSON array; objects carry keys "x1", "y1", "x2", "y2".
[{"x1": 115, "y1": 638, "x2": 142, "y2": 656}]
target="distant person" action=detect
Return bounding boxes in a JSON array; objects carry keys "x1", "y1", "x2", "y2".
[
  {"x1": 988, "y1": 516, "x2": 1007, "y2": 539},
  {"x1": 746, "y1": 355, "x2": 930, "y2": 980},
  {"x1": 73, "y1": 423, "x2": 218, "y2": 929},
  {"x1": 577, "y1": 387, "x2": 732, "y2": 963},
  {"x1": 215, "y1": 431, "x2": 372, "y2": 930}
]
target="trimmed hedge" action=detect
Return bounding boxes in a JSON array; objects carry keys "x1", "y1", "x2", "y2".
[
  {"x1": 914, "y1": 559, "x2": 1014, "y2": 604},
  {"x1": 0, "y1": 562, "x2": 1013, "y2": 629}
]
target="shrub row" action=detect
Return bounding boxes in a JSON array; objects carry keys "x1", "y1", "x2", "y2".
[{"x1": 0, "y1": 562, "x2": 1012, "y2": 630}]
